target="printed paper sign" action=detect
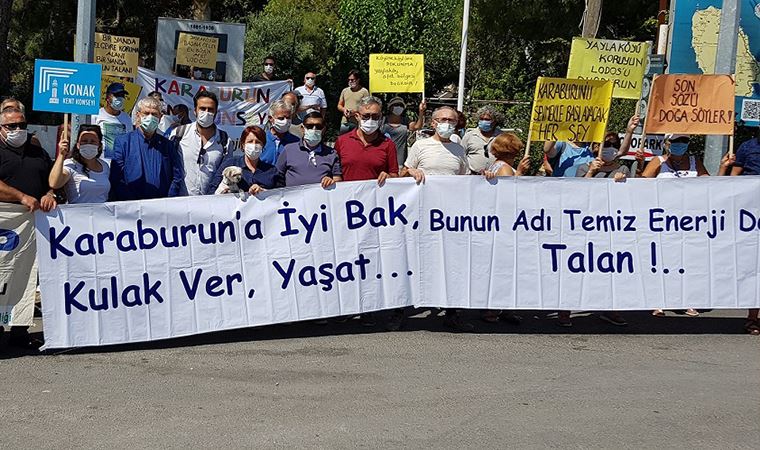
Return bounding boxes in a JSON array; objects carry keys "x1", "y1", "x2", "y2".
[
  {"x1": 32, "y1": 59, "x2": 102, "y2": 115},
  {"x1": 369, "y1": 54, "x2": 425, "y2": 93},
  {"x1": 567, "y1": 37, "x2": 649, "y2": 99},
  {"x1": 645, "y1": 74, "x2": 735, "y2": 135},
  {"x1": 529, "y1": 77, "x2": 613, "y2": 143},
  {"x1": 94, "y1": 33, "x2": 140, "y2": 79},
  {"x1": 175, "y1": 33, "x2": 218, "y2": 70}
]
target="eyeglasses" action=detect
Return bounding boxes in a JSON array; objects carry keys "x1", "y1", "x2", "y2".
[
  {"x1": 348, "y1": 78, "x2": 358, "y2": 82},
  {"x1": 1, "y1": 122, "x2": 27, "y2": 130},
  {"x1": 306, "y1": 77, "x2": 315, "y2": 80},
  {"x1": 604, "y1": 141, "x2": 621, "y2": 149},
  {"x1": 359, "y1": 113, "x2": 382, "y2": 120},
  {"x1": 434, "y1": 117, "x2": 457, "y2": 124},
  {"x1": 303, "y1": 123, "x2": 322, "y2": 130}
]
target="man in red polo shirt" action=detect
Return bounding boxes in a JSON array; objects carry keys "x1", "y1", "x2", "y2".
[
  {"x1": 336, "y1": 96, "x2": 398, "y2": 185},
  {"x1": 335, "y1": 96, "x2": 399, "y2": 326}
]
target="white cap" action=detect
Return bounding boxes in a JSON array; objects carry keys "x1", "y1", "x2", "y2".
[{"x1": 664, "y1": 133, "x2": 690, "y2": 141}]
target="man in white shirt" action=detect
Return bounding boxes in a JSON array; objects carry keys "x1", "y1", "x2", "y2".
[
  {"x1": 403, "y1": 106, "x2": 473, "y2": 332},
  {"x1": 170, "y1": 91, "x2": 233, "y2": 196},
  {"x1": 294, "y1": 72, "x2": 327, "y2": 120},
  {"x1": 95, "y1": 82, "x2": 133, "y2": 159}
]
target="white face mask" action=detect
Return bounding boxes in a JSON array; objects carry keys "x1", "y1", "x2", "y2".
[
  {"x1": 304, "y1": 129, "x2": 322, "y2": 147},
  {"x1": 436, "y1": 122, "x2": 455, "y2": 139},
  {"x1": 140, "y1": 114, "x2": 159, "y2": 134},
  {"x1": 3, "y1": 128, "x2": 27, "y2": 148},
  {"x1": 264, "y1": 64, "x2": 274, "y2": 75},
  {"x1": 305, "y1": 78, "x2": 315, "y2": 88},
  {"x1": 197, "y1": 110, "x2": 215, "y2": 128},
  {"x1": 360, "y1": 119, "x2": 380, "y2": 134},
  {"x1": 601, "y1": 146, "x2": 618, "y2": 162},
  {"x1": 244, "y1": 143, "x2": 263, "y2": 160},
  {"x1": 391, "y1": 106, "x2": 404, "y2": 116},
  {"x1": 272, "y1": 118, "x2": 291, "y2": 133},
  {"x1": 78, "y1": 143, "x2": 100, "y2": 160}
]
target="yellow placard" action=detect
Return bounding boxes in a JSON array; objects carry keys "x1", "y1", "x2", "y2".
[
  {"x1": 369, "y1": 54, "x2": 425, "y2": 93},
  {"x1": 99, "y1": 75, "x2": 142, "y2": 114},
  {"x1": 645, "y1": 74, "x2": 735, "y2": 135},
  {"x1": 94, "y1": 32, "x2": 140, "y2": 79},
  {"x1": 529, "y1": 77, "x2": 613, "y2": 143},
  {"x1": 175, "y1": 33, "x2": 218, "y2": 70},
  {"x1": 567, "y1": 37, "x2": 648, "y2": 100}
]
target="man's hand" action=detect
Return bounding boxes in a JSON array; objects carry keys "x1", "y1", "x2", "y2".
[
  {"x1": 20, "y1": 194, "x2": 40, "y2": 212},
  {"x1": 343, "y1": 109, "x2": 351, "y2": 118},
  {"x1": 321, "y1": 176, "x2": 335, "y2": 189},
  {"x1": 587, "y1": 158, "x2": 604, "y2": 176},
  {"x1": 626, "y1": 115, "x2": 640, "y2": 133},
  {"x1": 408, "y1": 168, "x2": 425, "y2": 184},
  {"x1": 248, "y1": 184, "x2": 265, "y2": 195},
  {"x1": 40, "y1": 193, "x2": 57, "y2": 212},
  {"x1": 58, "y1": 139, "x2": 70, "y2": 158},
  {"x1": 613, "y1": 172, "x2": 627, "y2": 182},
  {"x1": 377, "y1": 171, "x2": 390, "y2": 186},
  {"x1": 721, "y1": 152, "x2": 736, "y2": 169},
  {"x1": 418, "y1": 100, "x2": 427, "y2": 114}
]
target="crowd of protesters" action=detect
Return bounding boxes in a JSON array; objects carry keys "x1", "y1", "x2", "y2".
[{"x1": 2, "y1": 59, "x2": 759, "y2": 349}]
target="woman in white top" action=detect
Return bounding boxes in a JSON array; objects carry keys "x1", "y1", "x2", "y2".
[
  {"x1": 49, "y1": 124, "x2": 111, "y2": 204},
  {"x1": 639, "y1": 133, "x2": 733, "y2": 317}
]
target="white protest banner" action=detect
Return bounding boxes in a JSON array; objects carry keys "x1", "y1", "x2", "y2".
[
  {"x1": 135, "y1": 67, "x2": 290, "y2": 146},
  {"x1": 1, "y1": 204, "x2": 38, "y2": 327},
  {"x1": 36, "y1": 177, "x2": 760, "y2": 349}
]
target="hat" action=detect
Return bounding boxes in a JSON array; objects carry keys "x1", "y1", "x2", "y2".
[
  {"x1": 106, "y1": 82, "x2": 127, "y2": 95},
  {"x1": 664, "y1": 133, "x2": 689, "y2": 141},
  {"x1": 388, "y1": 96, "x2": 406, "y2": 109}
]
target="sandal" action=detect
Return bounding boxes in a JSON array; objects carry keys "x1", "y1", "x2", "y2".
[
  {"x1": 652, "y1": 309, "x2": 666, "y2": 317},
  {"x1": 745, "y1": 320, "x2": 760, "y2": 336}
]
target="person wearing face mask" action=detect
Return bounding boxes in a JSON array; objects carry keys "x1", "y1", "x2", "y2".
[
  {"x1": 95, "y1": 83, "x2": 134, "y2": 160},
  {"x1": 383, "y1": 97, "x2": 427, "y2": 169},
  {"x1": 161, "y1": 104, "x2": 191, "y2": 137},
  {"x1": 49, "y1": 125, "x2": 110, "y2": 204},
  {"x1": 337, "y1": 70, "x2": 370, "y2": 135},
  {"x1": 170, "y1": 91, "x2": 233, "y2": 196},
  {"x1": 404, "y1": 106, "x2": 473, "y2": 332},
  {"x1": 576, "y1": 132, "x2": 631, "y2": 181},
  {"x1": 275, "y1": 112, "x2": 342, "y2": 188},
  {"x1": 0, "y1": 106, "x2": 56, "y2": 349},
  {"x1": 253, "y1": 56, "x2": 277, "y2": 82},
  {"x1": 462, "y1": 105, "x2": 505, "y2": 174},
  {"x1": 281, "y1": 91, "x2": 305, "y2": 137},
  {"x1": 294, "y1": 72, "x2": 327, "y2": 120},
  {"x1": 261, "y1": 99, "x2": 300, "y2": 164},
  {"x1": 109, "y1": 97, "x2": 183, "y2": 201},
  {"x1": 216, "y1": 126, "x2": 281, "y2": 196}
]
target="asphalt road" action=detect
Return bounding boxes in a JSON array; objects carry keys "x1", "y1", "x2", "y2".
[{"x1": 1, "y1": 309, "x2": 758, "y2": 449}]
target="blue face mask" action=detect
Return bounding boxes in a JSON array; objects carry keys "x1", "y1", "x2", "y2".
[
  {"x1": 669, "y1": 142, "x2": 689, "y2": 156},
  {"x1": 478, "y1": 120, "x2": 493, "y2": 132}
]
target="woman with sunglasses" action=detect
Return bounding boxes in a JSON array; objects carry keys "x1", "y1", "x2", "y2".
[
  {"x1": 49, "y1": 124, "x2": 110, "y2": 204},
  {"x1": 576, "y1": 132, "x2": 630, "y2": 181}
]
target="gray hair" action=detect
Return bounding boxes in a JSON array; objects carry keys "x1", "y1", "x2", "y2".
[
  {"x1": 476, "y1": 105, "x2": 504, "y2": 125},
  {"x1": 269, "y1": 99, "x2": 293, "y2": 117},
  {"x1": 0, "y1": 106, "x2": 24, "y2": 121},
  {"x1": 359, "y1": 95, "x2": 383, "y2": 109},
  {"x1": 136, "y1": 96, "x2": 162, "y2": 113},
  {"x1": 432, "y1": 106, "x2": 458, "y2": 120},
  {"x1": 1, "y1": 99, "x2": 25, "y2": 114}
]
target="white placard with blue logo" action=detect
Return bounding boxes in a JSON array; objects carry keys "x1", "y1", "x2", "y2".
[{"x1": 33, "y1": 59, "x2": 102, "y2": 115}]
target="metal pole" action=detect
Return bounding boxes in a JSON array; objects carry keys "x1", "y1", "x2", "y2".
[
  {"x1": 72, "y1": 0, "x2": 96, "y2": 136},
  {"x1": 704, "y1": 0, "x2": 739, "y2": 174},
  {"x1": 456, "y1": 0, "x2": 470, "y2": 112}
]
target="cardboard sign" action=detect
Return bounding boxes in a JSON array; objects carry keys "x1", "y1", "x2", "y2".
[
  {"x1": 32, "y1": 59, "x2": 102, "y2": 115},
  {"x1": 567, "y1": 38, "x2": 649, "y2": 99},
  {"x1": 369, "y1": 54, "x2": 425, "y2": 93},
  {"x1": 94, "y1": 33, "x2": 139, "y2": 79},
  {"x1": 529, "y1": 77, "x2": 613, "y2": 143},
  {"x1": 645, "y1": 74, "x2": 735, "y2": 135},
  {"x1": 99, "y1": 75, "x2": 142, "y2": 114},
  {"x1": 175, "y1": 32, "x2": 218, "y2": 70}
]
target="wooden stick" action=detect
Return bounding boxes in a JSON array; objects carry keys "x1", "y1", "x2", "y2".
[
  {"x1": 524, "y1": 129, "x2": 532, "y2": 160},
  {"x1": 63, "y1": 114, "x2": 68, "y2": 142},
  {"x1": 729, "y1": 134, "x2": 735, "y2": 157}
]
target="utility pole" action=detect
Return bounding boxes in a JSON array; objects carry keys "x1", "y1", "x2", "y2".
[
  {"x1": 456, "y1": 0, "x2": 471, "y2": 112},
  {"x1": 704, "y1": 0, "x2": 740, "y2": 174},
  {"x1": 73, "y1": 0, "x2": 96, "y2": 135},
  {"x1": 581, "y1": 0, "x2": 603, "y2": 38}
]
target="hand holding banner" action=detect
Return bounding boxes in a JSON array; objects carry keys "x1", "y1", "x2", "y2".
[
  {"x1": 369, "y1": 54, "x2": 425, "y2": 93},
  {"x1": 644, "y1": 74, "x2": 735, "y2": 135},
  {"x1": 529, "y1": 77, "x2": 613, "y2": 143}
]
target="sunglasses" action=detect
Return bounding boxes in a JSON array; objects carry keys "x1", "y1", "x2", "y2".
[
  {"x1": 303, "y1": 123, "x2": 323, "y2": 130},
  {"x1": 1, "y1": 122, "x2": 27, "y2": 130},
  {"x1": 359, "y1": 113, "x2": 382, "y2": 120},
  {"x1": 306, "y1": 77, "x2": 315, "y2": 80}
]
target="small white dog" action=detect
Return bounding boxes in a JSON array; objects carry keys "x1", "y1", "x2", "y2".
[{"x1": 215, "y1": 166, "x2": 243, "y2": 194}]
